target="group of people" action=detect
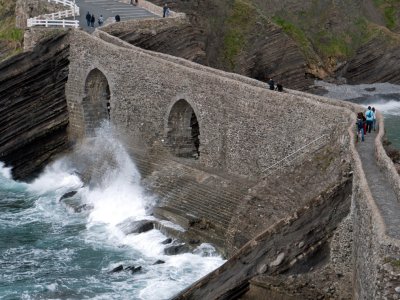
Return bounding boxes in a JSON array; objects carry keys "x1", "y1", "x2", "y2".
[
  {"x1": 86, "y1": 12, "x2": 104, "y2": 28},
  {"x1": 356, "y1": 106, "x2": 377, "y2": 142},
  {"x1": 268, "y1": 78, "x2": 283, "y2": 92}
]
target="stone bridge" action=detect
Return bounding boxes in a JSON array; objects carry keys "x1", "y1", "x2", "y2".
[{"x1": 62, "y1": 24, "x2": 400, "y2": 299}]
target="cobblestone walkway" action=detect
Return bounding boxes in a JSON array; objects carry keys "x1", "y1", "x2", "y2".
[
  {"x1": 356, "y1": 129, "x2": 400, "y2": 238},
  {"x1": 75, "y1": 0, "x2": 156, "y2": 32}
]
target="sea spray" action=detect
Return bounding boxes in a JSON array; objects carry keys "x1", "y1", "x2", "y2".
[{"x1": 0, "y1": 121, "x2": 225, "y2": 299}]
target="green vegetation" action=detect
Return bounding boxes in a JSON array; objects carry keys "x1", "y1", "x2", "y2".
[
  {"x1": 384, "y1": 257, "x2": 400, "y2": 268},
  {"x1": 223, "y1": 0, "x2": 255, "y2": 70},
  {"x1": 0, "y1": 0, "x2": 23, "y2": 61},
  {"x1": 372, "y1": 0, "x2": 400, "y2": 30}
]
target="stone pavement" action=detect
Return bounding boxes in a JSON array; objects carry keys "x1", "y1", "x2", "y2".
[
  {"x1": 74, "y1": 0, "x2": 156, "y2": 32},
  {"x1": 357, "y1": 129, "x2": 400, "y2": 238}
]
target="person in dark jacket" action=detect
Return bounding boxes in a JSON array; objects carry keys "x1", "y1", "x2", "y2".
[
  {"x1": 90, "y1": 14, "x2": 95, "y2": 27},
  {"x1": 163, "y1": 4, "x2": 168, "y2": 18},
  {"x1": 268, "y1": 78, "x2": 275, "y2": 90},
  {"x1": 86, "y1": 12, "x2": 91, "y2": 26},
  {"x1": 115, "y1": 15, "x2": 121, "y2": 22}
]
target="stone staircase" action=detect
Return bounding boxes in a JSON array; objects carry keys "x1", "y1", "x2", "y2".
[{"x1": 129, "y1": 150, "x2": 251, "y2": 253}]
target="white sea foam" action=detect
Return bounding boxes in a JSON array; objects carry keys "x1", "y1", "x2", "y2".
[
  {"x1": 0, "y1": 161, "x2": 12, "y2": 180},
  {"x1": 27, "y1": 159, "x2": 82, "y2": 195}
]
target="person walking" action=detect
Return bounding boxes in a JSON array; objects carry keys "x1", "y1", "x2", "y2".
[
  {"x1": 356, "y1": 112, "x2": 365, "y2": 142},
  {"x1": 90, "y1": 14, "x2": 95, "y2": 27},
  {"x1": 115, "y1": 15, "x2": 121, "y2": 22},
  {"x1": 98, "y1": 15, "x2": 104, "y2": 26},
  {"x1": 86, "y1": 12, "x2": 91, "y2": 27},
  {"x1": 268, "y1": 78, "x2": 275, "y2": 90},
  {"x1": 372, "y1": 107, "x2": 377, "y2": 131},
  {"x1": 163, "y1": 3, "x2": 168, "y2": 18},
  {"x1": 365, "y1": 106, "x2": 374, "y2": 133}
]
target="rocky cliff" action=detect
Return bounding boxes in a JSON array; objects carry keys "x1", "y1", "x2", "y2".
[
  {"x1": 0, "y1": 31, "x2": 70, "y2": 180},
  {"x1": 109, "y1": 0, "x2": 400, "y2": 90}
]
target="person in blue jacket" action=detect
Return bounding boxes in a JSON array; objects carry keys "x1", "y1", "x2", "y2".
[{"x1": 365, "y1": 106, "x2": 374, "y2": 133}]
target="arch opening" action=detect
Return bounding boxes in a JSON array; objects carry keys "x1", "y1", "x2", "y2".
[
  {"x1": 166, "y1": 99, "x2": 200, "y2": 159},
  {"x1": 83, "y1": 69, "x2": 111, "y2": 135}
]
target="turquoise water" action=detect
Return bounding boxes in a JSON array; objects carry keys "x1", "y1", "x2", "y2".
[{"x1": 0, "y1": 125, "x2": 224, "y2": 299}]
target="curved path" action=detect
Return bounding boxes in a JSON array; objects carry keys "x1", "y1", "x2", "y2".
[
  {"x1": 357, "y1": 129, "x2": 400, "y2": 238},
  {"x1": 75, "y1": 0, "x2": 155, "y2": 31}
]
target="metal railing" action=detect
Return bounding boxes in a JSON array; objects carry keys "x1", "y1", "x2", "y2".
[
  {"x1": 27, "y1": 0, "x2": 80, "y2": 28},
  {"x1": 262, "y1": 134, "x2": 331, "y2": 177},
  {"x1": 27, "y1": 19, "x2": 79, "y2": 28}
]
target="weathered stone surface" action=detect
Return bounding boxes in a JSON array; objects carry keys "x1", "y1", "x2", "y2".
[
  {"x1": 109, "y1": 265, "x2": 123, "y2": 273},
  {"x1": 0, "y1": 31, "x2": 70, "y2": 180}
]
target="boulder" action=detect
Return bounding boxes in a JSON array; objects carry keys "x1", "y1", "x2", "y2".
[
  {"x1": 164, "y1": 243, "x2": 189, "y2": 255},
  {"x1": 117, "y1": 218, "x2": 154, "y2": 235},
  {"x1": 109, "y1": 265, "x2": 123, "y2": 273},
  {"x1": 153, "y1": 260, "x2": 165, "y2": 265},
  {"x1": 59, "y1": 191, "x2": 78, "y2": 202},
  {"x1": 125, "y1": 265, "x2": 142, "y2": 274},
  {"x1": 161, "y1": 238, "x2": 173, "y2": 244}
]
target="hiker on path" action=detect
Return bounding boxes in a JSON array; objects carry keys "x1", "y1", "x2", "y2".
[
  {"x1": 362, "y1": 113, "x2": 367, "y2": 135},
  {"x1": 115, "y1": 15, "x2": 121, "y2": 22},
  {"x1": 372, "y1": 107, "x2": 377, "y2": 131},
  {"x1": 98, "y1": 15, "x2": 104, "y2": 26},
  {"x1": 365, "y1": 106, "x2": 374, "y2": 133},
  {"x1": 356, "y1": 112, "x2": 365, "y2": 142},
  {"x1": 268, "y1": 78, "x2": 275, "y2": 90},
  {"x1": 163, "y1": 4, "x2": 169, "y2": 18},
  {"x1": 276, "y1": 83, "x2": 283, "y2": 92},
  {"x1": 90, "y1": 14, "x2": 95, "y2": 27},
  {"x1": 86, "y1": 12, "x2": 91, "y2": 26}
]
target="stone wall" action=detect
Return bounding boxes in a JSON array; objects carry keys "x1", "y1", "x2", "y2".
[
  {"x1": 66, "y1": 29, "x2": 348, "y2": 180},
  {"x1": 351, "y1": 116, "x2": 400, "y2": 299}
]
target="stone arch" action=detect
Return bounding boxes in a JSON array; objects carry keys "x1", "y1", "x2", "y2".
[
  {"x1": 83, "y1": 68, "x2": 111, "y2": 135},
  {"x1": 166, "y1": 99, "x2": 200, "y2": 158}
]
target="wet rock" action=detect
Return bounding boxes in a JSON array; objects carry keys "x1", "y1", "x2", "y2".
[
  {"x1": 117, "y1": 218, "x2": 154, "y2": 235},
  {"x1": 74, "y1": 204, "x2": 93, "y2": 213},
  {"x1": 161, "y1": 238, "x2": 172, "y2": 244},
  {"x1": 364, "y1": 87, "x2": 376, "y2": 92},
  {"x1": 59, "y1": 191, "x2": 78, "y2": 202},
  {"x1": 395, "y1": 286, "x2": 400, "y2": 294},
  {"x1": 189, "y1": 239, "x2": 200, "y2": 245},
  {"x1": 109, "y1": 265, "x2": 123, "y2": 273},
  {"x1": 126, "y1": 265, "x2": 142, "y2": 274},
  {"x1": 164, "y1": 244, "x2": 189, "y2": 255},
  {"x1": 153, "y1": 260, "x2": 165, "y2": 265}
]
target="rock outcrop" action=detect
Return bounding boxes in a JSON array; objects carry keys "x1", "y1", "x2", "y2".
[{"x1": 0, "y1": 30, "x2": 70, "y2": 180}]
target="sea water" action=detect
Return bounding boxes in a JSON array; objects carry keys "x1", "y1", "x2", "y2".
[
  {"x1": 314, "y1": 81, "x2": 400, "y2": 148},
  {"x1": 0, "y1": 124, "x2": 224, "y2": 299}
]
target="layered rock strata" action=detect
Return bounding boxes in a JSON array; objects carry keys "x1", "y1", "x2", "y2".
[{"x1": 0, "y1": 31, "x2": 70, "y2": 180}]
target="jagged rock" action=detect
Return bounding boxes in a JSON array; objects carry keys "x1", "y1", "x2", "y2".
[
  {"x1": 189, "y1": 239, "x2": 200, "y2": 245},
  {"x1": 125, "y1": 265, "x2": 142, "y2": 274},
  {"x1": 153, "y1": 260, "x2": 165, "y2": 265},
  {"x1": 109, "y1": 265, "x2": 123, "y2": 273},
  {"x1": 164, "y1": 243, "x2": 189, "y2": 255},
  {"x1": 117, "y1": 219, "x2": 154, "y2": 235},
  {"x1": 59, "y1": 191, "x2": 78, "y2": 202}
]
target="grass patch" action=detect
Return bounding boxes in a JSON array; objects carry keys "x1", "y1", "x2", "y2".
[
  {"x1": 223, "y1": 0, "x2": 255, "y2": 70},
  {"x1": 372, "y1": 0, "x2": 400, "y2": 30}
]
